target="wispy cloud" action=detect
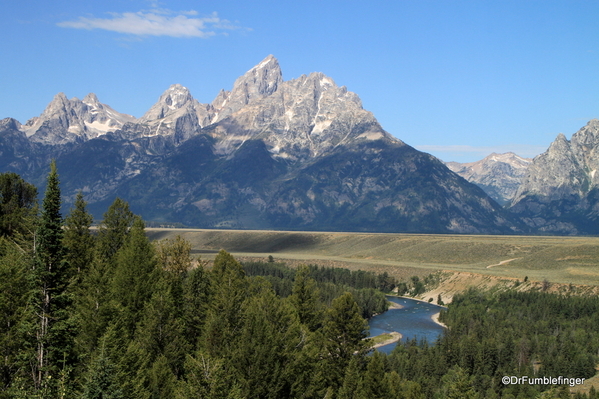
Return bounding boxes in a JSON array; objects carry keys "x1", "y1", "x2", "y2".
[
  {"x1": 57, "y1": 9, "x2": 243, "y2": 38},
  {"x1": 415, "y1": 144, "x2": 547, "y2": 161}
]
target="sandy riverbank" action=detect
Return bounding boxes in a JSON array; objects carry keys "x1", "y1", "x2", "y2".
[
  {"x1": 371, "y1": 331, "x2": 402, "y2": 349},
  {"x1": 431, "y1": 312, "x2": 447, "y2": 328}
]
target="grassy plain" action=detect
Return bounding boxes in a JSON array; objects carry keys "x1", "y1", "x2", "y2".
[{"x1": 146, "y1": 228, "x2": 599, "y2": 287}]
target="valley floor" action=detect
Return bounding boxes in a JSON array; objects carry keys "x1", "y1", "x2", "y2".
[{"x1": 146, "y1": 228, "x2": 599, "y2": 289}]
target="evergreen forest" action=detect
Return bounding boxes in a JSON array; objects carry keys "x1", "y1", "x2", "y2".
[{"x1": 1, "y1": 165, "x2": 599, "y2": 398}]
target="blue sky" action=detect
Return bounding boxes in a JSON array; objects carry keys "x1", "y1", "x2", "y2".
[{"x1": 2, "y1": 1, "x2": 599, "y2": 162}]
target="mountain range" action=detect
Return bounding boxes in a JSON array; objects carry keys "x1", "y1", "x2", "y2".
[
  {"x1": 508, "y1": 119, "x2": 599, "y2": 234},
  {"x1": 1, "y1": 55, "x2": 597, "y2": 235},
  {"x1": 446, "y1": 120, "x2": 599, "y2": 235},
  {"x1": 446, "y1": 153, "x2": 532, "y2": 206}
]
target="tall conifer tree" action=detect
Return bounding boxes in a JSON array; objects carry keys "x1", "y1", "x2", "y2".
[
  {"x1": 111, "y1": 216, "x2": 158, "y2": 336},
  {"x1": 291, "y1": 265, "x2": 322, "y2": 331},
  {"x1": 0, "y1": 241, "x2": 32, "y2": 390},
  {"x1": 77, "y1": 198, "x2": 135, "y2": 355},
  {"x1": 0, "y1": 171, "x2": 37, "y2": 239},
  {"x1": 321, "y1": 292, "x2": 369, "y2": 390},
  {"x1": 203, "y1": 250, "x2": 247, "y2": 357},
  {"x1": 33, "y1": 160, "x2": 73, "y2": 390},
  {"x1": 81, "y1": 347, "x2": 123, "y2": 399},
  {"x1": 63, "y1": 191, "x2": 94, "y2": 279},
  {"x1": 96, "y1": 197, "x2": 135, "y2": 264}
]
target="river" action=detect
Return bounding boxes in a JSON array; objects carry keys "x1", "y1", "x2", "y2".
[{"x1": 368, "y1": 296, "x2": 447, "y2": 354}]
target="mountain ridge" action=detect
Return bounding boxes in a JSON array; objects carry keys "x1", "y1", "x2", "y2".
[
  {"x1": 0, "y1": 55, "x2": 527, "y2": 234},
  {"x1": 509, "y1": 119, "x2": 599, "y2": 234},
  {"x1": 446, "y1": 152, "x2": 532, "y2": 205}
]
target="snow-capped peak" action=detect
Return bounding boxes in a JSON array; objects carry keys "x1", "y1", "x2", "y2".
[
  {"x1": 139, "y1": 84, "x2": 196, "y2": 123},
  {"x1": 251, "y1": 54, "x2": 277, "y2": 71},
  {"x1": 22, "y1": 92, "x2": 135, "y2": 144}
]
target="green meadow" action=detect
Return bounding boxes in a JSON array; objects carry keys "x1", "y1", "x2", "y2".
[{"x1": 146, "y1": 229, "x2": 599, "y2": 286}]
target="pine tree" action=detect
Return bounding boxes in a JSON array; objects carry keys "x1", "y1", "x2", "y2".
[
  {"x1": 176, "y1": 351, "x2": 235, "y2": 399},
  {"x1": 156, "y1": 235, "x2": 193, "y2": 276},
  {"x1": 32, "y1": 160, "x2": 73, "y2": 391},
  {"x1": 75, "y1": 256, "x2": 115, "y2": 357},
  {"x1": 321, "y1": 292, "x2": 369, "y2": 390},
  {"x1": 76, "y1": 198, "x2": 134, "y2": 355},
  {"x1": 0, "y1": 173, "x2": 38, "y2": 391},
  {"x1": 231, "y1": 285, "x2": 301, "y2": 399},
  {"x1": 96, "y1": 197, "x2": 135, "y2": 264},
  {"x1": 383, "y1": 371, "x2": 405, "y2": 399},
  {"x1": 0, "y1": 171, "x2": 38, "y2": 239},
  {"x1": 439, "y1": 365, "x2": 479, "y2": 399},
  {"x1": 63, "y1": 191, "x2": 95, "y2": 281},
  {"x1": 134, "y1": 271, "x2": 190, "y2": 379},
  {"x1": 117, "y1": 339, "x2": 152, "y2": 399},
  {"x1": 147, "y1": 355, "x2": 178, "y2": 398},
  {"x1": 81, "y1": 346, "x2": 123, "y2": 399},
  {"x1": 182, "y1": 265, "x2": 211, "y2": 348},
  {"x1": 291, "y1": 265, "x2": 322, "y2": 331},
  {"x1": 337, "y1": 357, "x2": 362, "y2": 399},
  {"x1": 0, "y1": 239, "x2": 33, "y2": 390},
  {"x1": 64, "y1": 192, "x2": 97, "y2": 377},
  {"x1": 358, "y1": 351, "x2": 389, "y2": 399},
  {"x1": 203, "y1": 250, "x2": 247, "y2": 357},
  {"x1": 111, "y1": 216, "x2": 158, "y2": 337}
]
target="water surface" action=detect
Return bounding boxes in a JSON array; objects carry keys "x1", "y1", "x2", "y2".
[{"x1": 368, "y1": 296, "x2": 446, "y2": 354}]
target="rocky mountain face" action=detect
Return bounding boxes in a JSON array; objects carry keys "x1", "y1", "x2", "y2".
[
  {"x1": 103, "y1": 137, "x2": 516, "y2": 234},
  {"x1": 509, "y1": 120, "x2": 599, "y2": 234},
  {"x1": 0, "y1": 55, "x2": 524, "y2": 234},
  {"x1": 204, "y1": 55, "x2": 392, "y2": 160},
  {"x1": 446, "y1": 152, "x2": 532, "y2": 205},
  {"x1": 134, "y1": 84, "x2": 212, "y2": 144},
  {"x1": 23, "y1": 93, "x2": 135, "y2": 144}
]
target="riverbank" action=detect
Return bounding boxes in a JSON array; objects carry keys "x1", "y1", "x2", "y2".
[
  {"x1": 431, "y1": 312, "x2": 447, "y2": 328},
  {"x1": 370, "y1": 332, "x2": 402, "y2": 349}
]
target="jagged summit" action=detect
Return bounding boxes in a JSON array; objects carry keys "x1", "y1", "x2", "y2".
[
  {"x1": 210, "y1": 55, "x2": 283, "y2": 122},
  {"x1": 131, "y1": 84, "x2": 210, "y2": 141},
  {"x1": 571, "y1": 118, "x2": 599, "y2": 151},
  {"x1": 139, "y1": 84, "x2": 196, "y2": 122},
  {"x1": 515, "y1": 120, "x2": 599, "y2": 199},
  {"x1": 509, "y1": 119, "x2": 599, "y2": 234},
  {"x1": 22, "y1": 92, "x2": 134, "y2": 144},
  {"x1": 209, "y1": 56, "x2": 394, "y2": 159},
  {"x1": 241, "y1": 54, "x2": 282, "y2": 97},
  {"x1": 23, "y1": 92, "x2": 86, "y2": 144},
  {"x1": 18, "y1": 55, "x2": 391, "y2": 155},
  {"x1": 0, "y1": 55, "x2": 525, "y2": 234},
  {"x1": 0, "y1": 117, "x2": 22, "y2": 131},
  {"x1": 79, "y1": 93, "x2": 135, "y2": 134},
  {"x1": 25, "y1": 92, "x2": 71, "y2": 131},
  {"x1": 82, "y1": 93, "x2": 100, "y2": 105},
  {"x1": 250, "y1": 54, "x2": 278, "y2": 71},
  {"x1": 446, "y1": 152, "x2": 531, "y2": 205}
]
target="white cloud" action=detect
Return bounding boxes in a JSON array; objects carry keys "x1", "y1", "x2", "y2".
[{"x1": 57, "y1": 9, "x2": 241, "y2": 38}]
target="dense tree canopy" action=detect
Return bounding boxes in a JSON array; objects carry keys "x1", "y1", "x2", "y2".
[
  {"x1": 0, "y1": 168, "x2": 598, "y2": 398},
  {"x1": 0, "y1": 172, "x2": 37, "y2": 239}
]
